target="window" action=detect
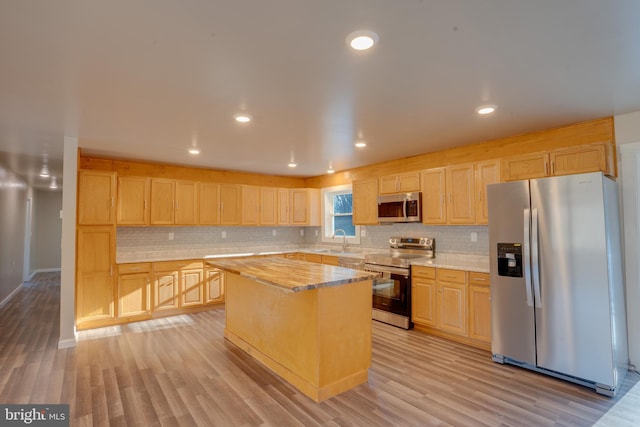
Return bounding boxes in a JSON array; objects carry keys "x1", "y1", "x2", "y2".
[{"x1": 321, "y1": 185, "x2": 360, "y2": 244}]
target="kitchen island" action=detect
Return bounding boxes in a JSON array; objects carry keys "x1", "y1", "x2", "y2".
[{"x1": 206, "y1": 257, "x2": 379, "y2": 402}]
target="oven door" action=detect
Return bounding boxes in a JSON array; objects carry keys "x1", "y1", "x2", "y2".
[{"x1": 364, "y1": 263, "x2": 410, "y2": 317}]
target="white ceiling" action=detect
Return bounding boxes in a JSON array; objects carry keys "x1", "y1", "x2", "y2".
[{"x1": 1, "y1": 1, "x2": 640, "y2": 190}]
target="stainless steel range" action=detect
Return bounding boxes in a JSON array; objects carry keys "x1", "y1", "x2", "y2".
[{"x1": 364, "y1": 237, "x2": 435, "y2": 329}]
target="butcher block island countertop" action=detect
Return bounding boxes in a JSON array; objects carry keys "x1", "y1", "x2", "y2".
[{"x1": 207, "y1": 257, "x2": 379, "y2": 402}]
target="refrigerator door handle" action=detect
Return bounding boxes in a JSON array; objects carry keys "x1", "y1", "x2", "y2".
[
  {"x1": 531, "y1": 208, "x2": 542, "y2": 308},
  {"x1": 523, "y1": 208, "x2": 534, "y2": 307}
]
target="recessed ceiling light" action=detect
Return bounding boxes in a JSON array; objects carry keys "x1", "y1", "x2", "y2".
[
  {"x1": 234, "y1": 113, "x2": 252, "y2": 123},
  {"x1": 49, "y1": 176, "x2": 57, "y2": 190},
  {"x1": 39, "y1": 163, "x2": 50, "y2": 178},
  {"x1": 476, "y1": 104, "x2": 497, "y2": 115},
  {"x1": 354, "y1": 140, "x2": 367, "y2": 148},
  {"x1": 288, "y1": 162, "x2": 297, "y2": 168},
  {"x1": 326, "y1": 162, "x2": 335, "y2": 174},
  {"x1": 347, "y1": 30, "x2": 379, "y2": 51},
  {"x1": 188, "y1": 147, "x2": 200, "y2": 155}
]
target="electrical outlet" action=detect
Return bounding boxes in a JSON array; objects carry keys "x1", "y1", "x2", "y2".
[
  {"x1": 470, "y1": 231, "x2": 478, "y2": 242},
  {"x1": 168, "y1": 232, "x2": 174, "y2": 241},
  {"x1": 300, "y1": 229, "x2": 304, "y2": 236},
  {"x1": 222, "y1": 231, "x2": 227, "y2": 239},
  {"x1": 361, "y1": 228, "x2": 367, "y2": 237},
  {"x1": 272, "y1": 229, "x2": 277, "y2": 237},
  {"x1": 315, "y1": 229, "x2": 318, "y2": 236}
]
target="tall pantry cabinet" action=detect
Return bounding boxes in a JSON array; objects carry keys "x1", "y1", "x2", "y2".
[{"x1": 76, "y1": 170, "x2": 117, "y2": 329}]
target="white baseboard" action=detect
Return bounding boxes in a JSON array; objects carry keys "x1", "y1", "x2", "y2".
[
  {"x1": 0, "y1": 282, "x2": 23, "y2": 309},
  {"x1": 36, "y1": 268, "x2": 62, "y2": 273},
  {"x1": 57, "y1": 337, "x2": 77, "y2": 349}
]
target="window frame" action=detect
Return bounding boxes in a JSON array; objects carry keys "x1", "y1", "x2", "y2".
[{"x1": 321, "y1": 184, "x2": 361, "y2": 245}]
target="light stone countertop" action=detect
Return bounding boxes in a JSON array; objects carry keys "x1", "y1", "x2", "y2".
[
  {"x1": 117, "y1": 246, "x2": 489, "y2": 273},
  {"x1": 206, "y1": 257, "x2": 379, "y2": 292}
]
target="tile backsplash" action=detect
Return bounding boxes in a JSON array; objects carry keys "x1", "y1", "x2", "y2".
[{"x1": 117, "y1": 223, "x2": 488, "y2": 256}]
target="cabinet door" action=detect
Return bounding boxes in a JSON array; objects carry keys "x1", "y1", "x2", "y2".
[
  {"x1": 153, "y1": 271, "x2": 179, "y2": 311},
  {"x1": 290, "y1": 189, "x2": 320, "y2": 225},
  {"x1": 220, "y1": 184, "x2": 241, "y2": 225},
  {"x1": 446, "y1": 164, "x2": 475, "y2": 224},
  {"x1": 199, "y1": 182, "x2": 220, "y2": 225},
  {"x1": 398, "y1": 172, "x2": 421, "y2": 192},
  {"x1": 502, "y1": 153, "x2": 549, "y2": 181},
  {"x1": 117, "y1": 176, "x2": 149, "y2": 225},
  {"x1": 76, "y1": 226, "x2": 115, "y2": 326},
  {"x1": 241, "y1": 185, "x2": 259, "y2": 225},
  {"x1": 181, "y1": 267, "x2": 204, "y2": 307},
  {"x1": 150, "y1": 179, "x2": 175, "y2": 225},
  {"x1": 550, "y1": 144, "x2": 610, "y2": 176},
  {"x1": 352, "y1": 179, "x2": 379, "y2": 225},
  {"x1": 118, "y1": 272, "x2": 151, "y2": 319},
  {"x1": 412, "y1": 277, "x2": 436, "y2": 326},
  {"x1": 421, "y1": 168, "x2": 446, "y2": 224},
  {"x1": 474, "y1": 160, "x2": 501, "y2": 224},
  {"x1": 78, "y1": 170, "x2": 116, "y2": 225},
  {"x1": 469, "y1": 286, "x2": 491, "y2": 344},
  {"x1": 260, "y1": 187, "x2": 277, "y2": 225},
  {"x1": 277, "y1": 188, "x2": 290, "y2": 225},
  {"x1": 436, "y1": 282, "x2": 467, "y2": 336},
  {"x1": 204, "y1": 268, "x2": 225, "y2": 304},
  {"x1": 175, "y1": 181, "x2": 198, "y2": 225},
  {"x1": 379, "y1": 176, "x2": 399, "y2": 194}
]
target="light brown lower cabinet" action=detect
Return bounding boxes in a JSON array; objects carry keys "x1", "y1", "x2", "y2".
[
  {"x1": 180, "y1": 262, "x2": 204, "y2": 307},
  {"x1": 117, "y1": 263, "x2": 152, "y2": 321},
  {"x1": 204, "y1": 267, "x2": 225, "y2": 304},
  {"x1": 412, "y1": 265, "x2": 490, "y2": 350},
  {"x1": 468, "y1": 272, "x2": 491, "y2": 346}
]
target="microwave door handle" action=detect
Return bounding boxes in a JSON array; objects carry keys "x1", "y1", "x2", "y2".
[{"x1": 403, "y1": 199, "x2": 407, "y2": 219}]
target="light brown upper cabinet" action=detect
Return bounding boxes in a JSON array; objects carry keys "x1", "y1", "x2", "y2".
[
  {"x1": 379, "y1": 172, "x2": 421, "y2": 194},
  {"x1": 277, "y1": 188, "x2": 290, "y2": 225},
  {"x1": 352, "y1": 178, "x2": 379, "y2": 225},
  {"x1": 446, "y1": 163, "x2": 476, "y2": 224},
  {"x1": 150, "y1": 179, "x2": 198, "y2": 225},
  {"x1": 260, "y1": 187, "x2": 277, "y2": 226},
  {"x1": 501, "y1": 153, "x2": 549, "y2": 182},
  {"x1": 550, "y1": 143, "x2": 613, "y2": 176},
  {"x1": 175, "y1": 181, "x2": 198, "y2": 225},
  {"x1": 220, "y1": 183, "x2": 241, "y2": 225},
  {"x1": 117, "y1": 176, "x2": 150, "y2": 225},
  {"x1": 421, "y1": 168, "x2": 446, "y2": 225},
  {"x1": 502, "y1": 143, "x2": 613, "y2": 181},
  {"x1": 150, "y1": 179, "x2": 175, "y2": 225},
  {"x1": 199, "y1": 182, "x2": 220, "y2": 225},
  {"x1": 290, "y1": 189, "x2": 320, "y2": 226},
  {"x1": 474, "y1": 160, "x2": 501, "y2": 224},
  {"x1": 241, "y1": 185, "x2": 259, "y2": 225},
  {"x1": 78, "y1": 170, "x2": 116, "y2": 225}
]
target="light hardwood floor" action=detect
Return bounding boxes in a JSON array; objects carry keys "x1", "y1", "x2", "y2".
[{"x1": 1, "y1": 272, "x2": 638, "y2": 426}]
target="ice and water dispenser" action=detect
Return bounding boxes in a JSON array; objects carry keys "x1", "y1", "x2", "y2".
[{"x1": 497, "y1": 243, "x2": 523, "y2": 278}]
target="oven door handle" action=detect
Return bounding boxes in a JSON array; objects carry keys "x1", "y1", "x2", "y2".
[{"x1": 364, "y1": 264, "x2": 410, "y2": 277}]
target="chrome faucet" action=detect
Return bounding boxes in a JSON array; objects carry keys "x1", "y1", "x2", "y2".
[{"x1": 333, "y1": 228, "x2": 348, "y2": 252}]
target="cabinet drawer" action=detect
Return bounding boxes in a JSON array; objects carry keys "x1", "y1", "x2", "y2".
[
  {"x1": 153, "y1": 260, "x2": 202, "y2": 272},
  {"x1": 436, "y1": 268, "x2": 466, "y2": 284},
  {"x1": 118, "y1": 262, "x2": 151, "y2": 274},
  {"x1": 469, "y1": 272, "x2": 490, "y2": 287},
  {"x1": 412, "y1": 266, "x2": 435, "y2": 279}
]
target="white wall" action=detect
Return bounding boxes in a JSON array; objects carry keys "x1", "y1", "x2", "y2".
[
  {"x1": 34, "y1": 189, "x2": 62, "y2": 270},
  {"x1": 0, "y1": 164, "x2": 28, "y2": 305},
  {"x1": 58, "y1": 136, "x2": 77, "y2": 348},
  {"x1": 615, "y1": 110, "x2": 640, "y2": 369}
]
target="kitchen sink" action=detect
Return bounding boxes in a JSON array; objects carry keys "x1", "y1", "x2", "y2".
[{"x1": 312, "y1": 248, "x2": 362, "y2": 254}]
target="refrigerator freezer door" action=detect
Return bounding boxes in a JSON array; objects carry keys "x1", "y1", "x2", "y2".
[
  {"x1": 531, "y1": 173, "x2": 615, "y2": 386},
  {"x1": 488, "y1": 180, "x2": 536, "y2": 365}
]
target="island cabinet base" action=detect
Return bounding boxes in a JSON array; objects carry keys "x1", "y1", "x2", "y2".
[{"x1": 224, "y1": 273, "x2": 372, "y2": 402}]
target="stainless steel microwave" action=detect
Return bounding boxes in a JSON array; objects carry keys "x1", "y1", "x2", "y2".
[{"x1": 377, "y1": 192, "x2": 422, "y2": 223}]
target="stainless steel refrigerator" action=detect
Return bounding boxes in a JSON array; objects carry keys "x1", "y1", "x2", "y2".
[{"x1": 488, "y1": 172, "x2": 628, "y2": 396}]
